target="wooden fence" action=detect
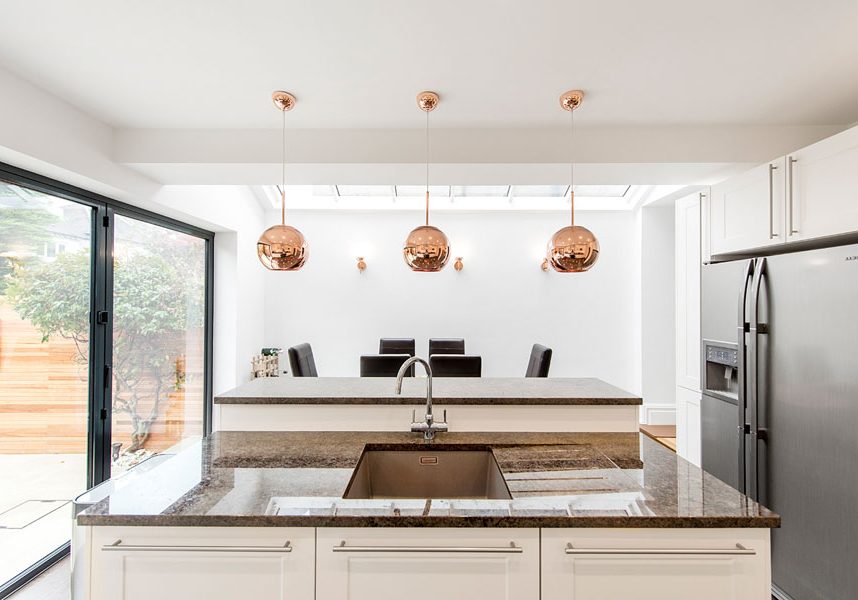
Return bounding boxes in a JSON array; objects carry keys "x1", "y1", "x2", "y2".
[{"x1": 0, "y1": 300, "x2": 203, "y2": 454}]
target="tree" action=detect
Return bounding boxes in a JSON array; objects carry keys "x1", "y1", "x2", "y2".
[
  {"x1": 6, "y1": 243, "x2": 204, "y2": 452},
  {"x1": 0, "y1": 206, "x2": 58, "y2": 293}
]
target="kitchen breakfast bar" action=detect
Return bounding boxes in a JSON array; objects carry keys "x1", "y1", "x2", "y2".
[{"x1": 213, "y1": 377, "x2": 643, "y2": 433}]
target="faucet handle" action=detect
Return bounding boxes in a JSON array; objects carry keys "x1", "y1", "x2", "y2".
[{"x1": 411, "y1": 408, "x2": 416, "y2": 424}]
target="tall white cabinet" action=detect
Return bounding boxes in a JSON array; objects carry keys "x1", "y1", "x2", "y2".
[{"x1": 675, "y1": 192, "x2": 702, "y2": 465}]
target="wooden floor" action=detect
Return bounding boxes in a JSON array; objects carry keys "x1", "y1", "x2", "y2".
[{"x1": 640, "y1": 424, "x2": 677, "y2": 452}]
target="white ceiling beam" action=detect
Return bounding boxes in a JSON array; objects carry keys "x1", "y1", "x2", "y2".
[{"x1": 114, "y1": 123, "x2": 843, "y2": 185}]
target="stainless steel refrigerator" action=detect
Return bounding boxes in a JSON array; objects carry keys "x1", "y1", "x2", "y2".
[{"x1": 701, "y1": 243, "x2": 858, "y2": 600}]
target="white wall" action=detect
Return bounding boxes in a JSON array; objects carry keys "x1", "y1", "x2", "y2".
[
  {"x1": 263, "y1": 209, "x2": 639, "y2": 392},
  {"x1": 640, "y1": 205, "x2": 677, "y2": 423}
]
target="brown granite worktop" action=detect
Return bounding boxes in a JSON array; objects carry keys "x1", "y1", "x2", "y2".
[
  {"x1": 214, "y1": 377, "x2": 642, "y2": 405},
  {"x1": 77, "y1": 431, "x2": 778, "y2": 528}
]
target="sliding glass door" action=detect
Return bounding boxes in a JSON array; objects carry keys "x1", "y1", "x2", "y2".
[
  {"x1": 110, "y1": 215, "x2": 207, "y2": 474},
  {"x1": 0, "y1": 164, "x2": 213, "y2": 595},
  {"x1": 0, "y1": 183, "x2": 93, "y2": 588}
]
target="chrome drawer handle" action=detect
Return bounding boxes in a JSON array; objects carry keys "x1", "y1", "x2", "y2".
[
  {"x1": 565, "y1": 543, "x2": 755, "y2": 556},
  {"x1": 102, "y1": 539, "x2": 292, "y2": 553},
  {"x1": 334, "y1": 540, "x2": 522, "y2": 554}
]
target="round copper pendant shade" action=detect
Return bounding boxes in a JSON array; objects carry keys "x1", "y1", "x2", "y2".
[
  {"x1": 547, "y1": 225, "x2": 600, "y2": 272},
  {"x1": 257, "y1": 224, "x2": 308, "y2": 271},
  {"x1": 403, "y1": 225, "x2": 450, "y2": 272}
]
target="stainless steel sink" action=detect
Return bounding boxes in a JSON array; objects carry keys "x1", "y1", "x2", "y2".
[{"x1": 343, "y1": 446, "x2": 512, "y2": 500}]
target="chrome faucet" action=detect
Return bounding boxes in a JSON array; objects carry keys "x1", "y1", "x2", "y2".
[{"x1": 394, "y1": 356, "x2": 448, "y2": 441}]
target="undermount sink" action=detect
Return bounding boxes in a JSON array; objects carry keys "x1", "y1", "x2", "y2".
[{"x1": 343, "y1": 446, "x2": 512, "y2": 500}]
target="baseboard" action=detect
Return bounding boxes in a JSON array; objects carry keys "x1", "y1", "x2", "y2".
[{"x1": 640, "y1": 404, "x2": 676, "y2": 425}]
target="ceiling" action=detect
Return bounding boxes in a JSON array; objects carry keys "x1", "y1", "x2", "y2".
[{"x1": 1, "y1": 0, "x2": 857, "y2": 131}]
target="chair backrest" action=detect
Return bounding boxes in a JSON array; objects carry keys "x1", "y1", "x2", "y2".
[
  {"x1": 379, "y1": 338, "x2": 416, "y2": 357},
  {"x1": 525, "y1": 344, "x2": 552, "y2": 378},
  {"x1": 287, "y1": 343, "x2": 318, "y2": 377},
  {"x1": 429, "y1": 354, "x2": 481, "y2": 378},
  {"x1": 428, "y1": 338, "x2": 465, "y2": 356},
  {"x1": 360, "y1": 354, "x2": 412, "y2": 378}
]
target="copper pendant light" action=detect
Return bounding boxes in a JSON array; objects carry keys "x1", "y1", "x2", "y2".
[
  {"x1": 546, "y1": 90, "x2": 599, "y2": 273},
  {"x1": 403, "y1": 91, "x2": 450, "y2": 272},
  {"x1": 257, "y1": 91, "x2": 308, "y2": 271}
]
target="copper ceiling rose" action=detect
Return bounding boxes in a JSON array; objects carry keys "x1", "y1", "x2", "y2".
[
  {"x1": 257, "y1": 91, "x2": 308, "y2": 271},
  {"x1": 403, "y1": 91, "x2": 450, "y2": 272},
  {"x1": 547, "y1": 90, "x2": 599, "y2": 273}
]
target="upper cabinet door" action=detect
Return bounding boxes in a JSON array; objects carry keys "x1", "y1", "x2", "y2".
[
  {"x1": 787, "y1": 126, "x2": 858, "y2": 242},
  {"x1": 709, "y1": 158, "x2": 786, "y2": 256}
]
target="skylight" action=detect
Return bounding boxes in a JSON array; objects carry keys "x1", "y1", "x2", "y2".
[{"x1": 258, "y1": 184, "x2": 674, "y2": 212}]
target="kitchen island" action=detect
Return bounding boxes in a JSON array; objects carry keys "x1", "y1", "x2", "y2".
[
  {"x1": 214, "y1": 377, "x2": 643, "y2": 433},
  {"x1": 76, "y1": 431, "x2": 777, "y2": 600}
]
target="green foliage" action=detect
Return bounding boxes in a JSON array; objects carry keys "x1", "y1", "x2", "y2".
[
  {"x1": 0, "y1": 206, "x2": 58, "y2": 251},
  {"x1": 0, "y1": 207, "x2": 59, "y2": 294},
  {"x1": 6, "y1": 250, "x2": 91, "y2": 345}
]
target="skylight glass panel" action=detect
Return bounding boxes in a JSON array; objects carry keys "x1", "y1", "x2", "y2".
[
  {"x1": 394, "y1": 186, "x2": 451, "y2": 197},
  {"x1": 450, "y1": 185, "x2": 511, "y2": 197},
  {"x1": 509, "y1": 185, "x2": 570, "y2": 197},
  {"x1": 335, "y1": 185, "x2": 396, "y2": 197},
  {"x1": 572, "y1": 185, "x2": 631, "y2": 197}
]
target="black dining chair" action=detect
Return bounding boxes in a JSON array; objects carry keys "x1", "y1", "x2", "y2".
[
  {"x1": 360, "y1": 354, "x2": 413, "y2": 377},
  {"x1": 379, "y1": 338, "x2": 415, "y2": 375},
  {"x1": 379, "y1": 338, "x2": 416, "y2": 357},
  {"x1": 428, "y1": 338, "x2": 465, "y2": 356},
  {"x1": 287, "y1": 343, "x2": 318, "y2": 377},
  {"x1": 525, "y1": 344, "x2": 552, "y2": 378},
  {"x1": 429, "y1": 354, "x2": 481, "y2": 377}
]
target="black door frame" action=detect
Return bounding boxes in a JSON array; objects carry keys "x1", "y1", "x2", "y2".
[{"x1": 0, "y1": 161, "x2": 214, "y2": 595}]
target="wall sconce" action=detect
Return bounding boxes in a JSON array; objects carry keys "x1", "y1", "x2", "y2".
[
  {"x1": 356, "y1": 257, "x2": 367, "y2": 273},
  {"x1": 453, "y1": 257, "x2": 464, "y2": 272},
  {"x1": 541, "y1": 258, "x2": 550, "y2": 272}
]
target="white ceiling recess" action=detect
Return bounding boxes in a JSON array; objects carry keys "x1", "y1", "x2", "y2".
[{"x1": 0, "y1": 1, "x2": 856, "y2": 188}]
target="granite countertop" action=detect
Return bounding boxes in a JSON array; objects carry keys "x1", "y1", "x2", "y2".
[
  {"x1": 214, "y1": 377, "x2": 643, "y2": 406},
  {"x1": 77, "y1": 431, "x2": 779, "y2": 528}
]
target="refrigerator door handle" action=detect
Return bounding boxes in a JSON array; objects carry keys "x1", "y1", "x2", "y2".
[
  {"x1": 747, "y1": 257, "x2": 768, "y2": 502},
  {"x1": 736, "y1": 259, "x2": 755, "y2": 493}
]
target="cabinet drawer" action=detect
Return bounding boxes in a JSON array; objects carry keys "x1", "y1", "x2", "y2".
[
  {"x1": 90, "y1": 527, "x2": 315, "y2": 600},
  {"x1": 317, "y1": 527, "x2": 539, "y2": 600},
  {"x1": 542, "y1": 528, "x2": 770, "y2": 600}
]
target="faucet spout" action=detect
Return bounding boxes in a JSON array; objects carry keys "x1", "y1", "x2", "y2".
[{"x1": 394, "y1": 356, "x2": 446, "y2": 441}]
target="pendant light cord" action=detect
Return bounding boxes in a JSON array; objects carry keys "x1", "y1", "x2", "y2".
[
  {"x1": 569, "y1": 104, "x2": 575, "y2": 226},
  {"x1": 281, "y1": 108, "x2": 287, "y2": 226},
  {"x1": 425, "y1": 108, "x2": 430, "y2": 226}
]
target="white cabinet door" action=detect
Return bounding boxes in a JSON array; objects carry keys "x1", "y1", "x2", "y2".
[
  {"x1": 316, "y1": 528, "x2": 539, "y2": 600},
  {"x1": 90, "y1": 527, "x2": 315, "y2": 600},
  {"x1": 709, "y1": 158, "x2": 786, "y2": 256},
  {"x1": 675, "y1": 192, "x2": 702, "y2": 392},
  {"x1": 542, "y1": 529, "x2": 771, "y2": 600},
  {"x1": 788, "y1": 125, "x2": 858, "y2": 242},
  {"x1": 677, "y1": 386, "x2": 702, "y2": 466}
]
